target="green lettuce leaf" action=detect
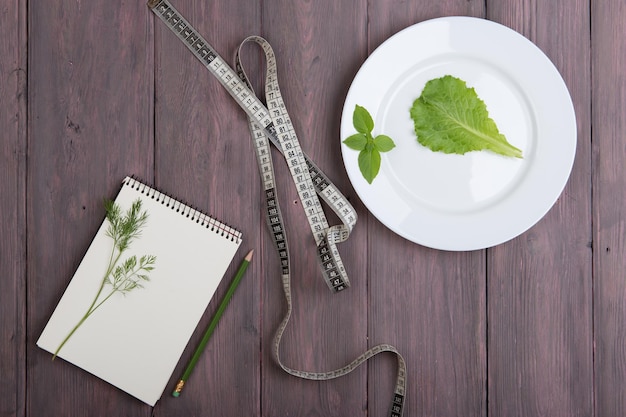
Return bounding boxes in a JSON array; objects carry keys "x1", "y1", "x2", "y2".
[{"x1": 410, "y1": 75, "x2": 522, "y2": 158}]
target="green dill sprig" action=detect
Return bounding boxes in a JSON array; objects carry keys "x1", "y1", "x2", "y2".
[
  {"x1": 53, "y1": 198, "x2": 156, "y2": 359},
  {"x1": 104, "y1": 198, "x2": 148, "y2": 252}
]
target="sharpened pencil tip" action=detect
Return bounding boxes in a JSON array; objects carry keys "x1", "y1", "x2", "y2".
[
  {"x1": 245, "y1": 250, "x2": 254, "y2": 261},
  {"x1": 172, "y1": 379, "x2": 185, "y2": 397}
]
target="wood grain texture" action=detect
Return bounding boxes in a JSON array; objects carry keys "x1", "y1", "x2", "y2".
[
  {"x1": 487, "y1": 0, "x2": 593, "y2": 416},
  {"x1": 261, "y1": 0, "x2": 370, "y2": 415},
  {"x1": 4, "y1": 0, "x2": 626, "y2": 416},
  {"x1": 152, "y1": 1, "x2": 262, "y2": 415},
  {"x1": 366, "y1": 2, "x2": 487, "y2": 417},
  {"x1": 27, "y1": 1, "x2": 154, "y2": 415},
  {"x1": 0, "y1": 1, "x2": 26, "y2": 417},
  {"x1": 592, "y1": 1, "x2": 626, "y2": 416}
]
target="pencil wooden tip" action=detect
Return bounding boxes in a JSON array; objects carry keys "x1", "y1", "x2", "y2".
[
  {"x1": 245, "y1": 250, "x2": 254, "y2": 261},
  {"x1": 172, "y1": 379, "x2": 185, "y2": 397}
]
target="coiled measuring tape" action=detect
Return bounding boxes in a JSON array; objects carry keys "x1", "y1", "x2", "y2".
[{"x1": 148, "y1": 1, "x2": 407, "y2": 415}]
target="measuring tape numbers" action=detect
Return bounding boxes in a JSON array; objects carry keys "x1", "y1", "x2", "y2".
[{"x1": 148, "y1": 1, "x2": 406, "y2": 416}]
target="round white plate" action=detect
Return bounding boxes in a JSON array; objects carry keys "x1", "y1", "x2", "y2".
[{"x1": 340, "y1": 16, "x2": 576, "y2": 251}]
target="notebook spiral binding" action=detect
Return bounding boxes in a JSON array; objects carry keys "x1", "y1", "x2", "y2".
[{"x1": 123, "y1": 176, "x2": 242, "y2": 244}]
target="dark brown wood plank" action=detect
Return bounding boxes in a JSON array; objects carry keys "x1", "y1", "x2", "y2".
[
  {"x1": 366, "y1": 2, "x2": 487, "y2": 417},
  {"x1": 0, "y1": 1, "x2": 26, "y2": 416},
  {"x1": 259, "y1": 1, "x2": 370, "y2": 416},
  {"x1": 486, "y1": 1, "x2": 593, "y2": 416},
  {"x1": 592, "y1": 1, "x2": 626, "y2": 416},
  {"x1": 152, "y1": 1, "x2": 262, "y2": 415},
  {"x1": 27, "y1": 1, "x2": 154, "y2": 415}
]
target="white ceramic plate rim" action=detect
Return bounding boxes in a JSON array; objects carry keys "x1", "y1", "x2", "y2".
[{"x1": 340, "y1": 16, "x2": 576, "y2": 251}]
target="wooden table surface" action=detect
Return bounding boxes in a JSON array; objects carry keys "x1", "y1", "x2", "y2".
[{"x1": 2, "y1": 0, "x2": 625, "y2": 416}]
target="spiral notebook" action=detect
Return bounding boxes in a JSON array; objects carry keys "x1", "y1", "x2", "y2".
[{"x1": 37, "y1": 176, "x2": 242, "y2": 406}]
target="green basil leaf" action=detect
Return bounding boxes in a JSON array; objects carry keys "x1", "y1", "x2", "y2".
[
  {"x1": 343, "y1": 133, "x2": 368, "y2": 151},
  {"x1": 353, "y1": 104, "x2": 375, "y2": 134},
  {"x1": 358, "y1": 147, "x2": 381, "y2": 184},
  {"x1": 373, "y1": 134, "x2": 396, "y2": 152}
]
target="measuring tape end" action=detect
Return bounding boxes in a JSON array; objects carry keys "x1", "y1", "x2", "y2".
[{"x1": 147, "y1": 0, "x2": 161, "y2": 9}]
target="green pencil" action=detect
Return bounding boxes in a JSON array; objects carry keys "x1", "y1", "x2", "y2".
[{"x1": 172, "y1": 249, "x2": 254, "y2": 397}]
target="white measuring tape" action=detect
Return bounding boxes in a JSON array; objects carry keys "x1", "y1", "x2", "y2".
[{"x1": 148, "y1": 1, "x2": 406, "y2": 415}]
